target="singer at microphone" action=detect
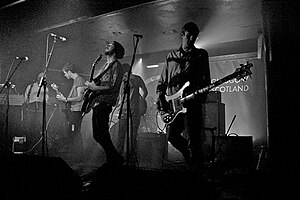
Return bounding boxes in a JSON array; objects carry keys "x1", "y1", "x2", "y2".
[
  {"x1": 16, "y1": 56, "x2": 29, "y2": 61},
  {"x1": 133, "y1": 34, "x2": 143, "y2": 39},
  {"x1": 50, "y1": 33, "x2": 67, "y2": 41}
]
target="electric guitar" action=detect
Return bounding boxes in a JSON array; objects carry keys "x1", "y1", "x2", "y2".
[
  {"x1": 81, "y1": 54, "x2": 103, "y2": 114},
  {"x1": 51, "y1": 83, "x2": 71, "y2": 117},
  {"x1": 159, "y1": 61, "x2": 253, "y2": 124}
]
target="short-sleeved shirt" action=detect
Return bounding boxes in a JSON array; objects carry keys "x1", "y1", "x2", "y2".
[{"x1": 68, "y1": 75, "x2": 85, "y2": 111}]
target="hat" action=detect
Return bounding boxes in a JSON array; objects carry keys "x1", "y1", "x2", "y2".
[{"x1": 113, "y1": 41, "x2": 125, "y2": 59}]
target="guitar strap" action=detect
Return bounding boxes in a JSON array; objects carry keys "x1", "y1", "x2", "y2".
[{"x1": 93, "y1": 60, "x2": 117, "y2": 84}]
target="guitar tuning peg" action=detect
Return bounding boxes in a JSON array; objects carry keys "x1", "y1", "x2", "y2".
[{"x1": 241, "y1": 77, "x2": 247, "y2": 82}]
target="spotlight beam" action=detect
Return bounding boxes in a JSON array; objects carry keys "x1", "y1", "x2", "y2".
[{"x1": 0, "y1": 0, "x2": 26, "y2": 11}]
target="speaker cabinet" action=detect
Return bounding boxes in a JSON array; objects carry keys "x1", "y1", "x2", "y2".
[
  {"x1": 202, "y1": 102, "x2": 225, "y2": 160},
  {"x1": 202, "y1": 102, "x2": 225, "y2": 135},
  {"x1": 0, "y1": 155, "x2": 82, "y2": 200},
  {"x1": 137, "y1": 132, "x2": 168, "y2": 169},
  {"x1": 206, "y1": 91, "x2": 222, "y2": 103}
]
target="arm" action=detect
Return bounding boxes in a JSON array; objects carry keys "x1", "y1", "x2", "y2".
[
  {"x1": 138, "y1": 76, "x2": 148, "y2": 99},
  {"x1": 85, "y1": 81, "x2": 110, "y2": 91},
  {"x1": 202, "y1": 49, "x2": 211, "y2": 87},
  {"x1": 156, "y1": 59, "x2": 169, "y2": 112},
  {"x1": 195, "y1": 49, "x2": 211, "y2": 103},
  {"x1": 57, "y1": 76, "x2": 86, "y2": 102},
  {"x1": 66, "y1": 86, "x2": 85, "y2": 102},
  {"x1": 24, "y1": 85, "x2": 30, "y2": 103}
]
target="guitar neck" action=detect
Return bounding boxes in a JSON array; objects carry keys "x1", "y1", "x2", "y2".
[
  {"x1": 89, "y1": 54, "x2": 102, "y2": 82},
  {"x1": 180, "y1": 71, "x2": 241, "y2": 103},
  {"x1": 89, "y1": 65, "x2": 95, "y2": 82}
]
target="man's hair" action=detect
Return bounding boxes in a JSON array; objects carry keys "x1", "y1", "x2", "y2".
[
  {"x1": 181, "y1": 22, "x2": 200, "y2": 37},
  {"x1": 62, "y1": 62, "x2": 76, "y2": 73},
  {"x1": 113, "y1": 41, "x2": 125, "y2": 59}
]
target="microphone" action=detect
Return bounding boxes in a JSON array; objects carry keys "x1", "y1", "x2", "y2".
[
  {"x1": 50, "y1": 33, "x2": 67, "y2": 41},
  {"x1": 16, "y1": 56, "x2": 29, "y2": 61},
  {"x1": 133, "y1": 34, "x2": 143, "y2": 39}
]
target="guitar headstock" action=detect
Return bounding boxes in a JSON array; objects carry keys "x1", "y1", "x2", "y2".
[
  {"x1": 235, "y1": 61, "x2": 253, "y2": 81},
  {"x1": 93, "y1": 54, "x2": 103, "y2": 66}
]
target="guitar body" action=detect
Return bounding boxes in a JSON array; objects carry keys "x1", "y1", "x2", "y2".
[
  {"x1": 62, "y1": 101, "x2": 72, "y2": 121},
  {"x1": 81, "y1": 89, "x2": 94, "y2": 114},
  {"x1": 81, "y1": 89, "x2": 101, "y2": 114},
  {"x1": 160, "y1": 82, "x2": 190, "y2": 124}
]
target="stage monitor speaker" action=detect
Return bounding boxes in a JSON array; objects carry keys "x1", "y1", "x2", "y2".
[
  {"x1": 137, "y1": 132, "x2": 168, "y2": 169},
  {"x1": 0, "y1": 155, "x2": 82, "y2": 200}
]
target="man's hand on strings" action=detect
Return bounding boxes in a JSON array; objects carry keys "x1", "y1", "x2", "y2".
[
  {"x1": 85, "y1": 81, "x2": 98, "y2": 91},
  {"x1": 56, "y1": 93, "x2": 67, "y2": 102}
]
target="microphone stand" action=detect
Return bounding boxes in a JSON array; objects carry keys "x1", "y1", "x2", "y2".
[
  {"x1": 37, "y1": 34, "x2": 57, "y2": 156},
  {"x1": 118, "y1": 35, "x2": 141, "y2": 166},
  {"x1": 0, "y1": 58, "x2": 23, "y2": 154}
]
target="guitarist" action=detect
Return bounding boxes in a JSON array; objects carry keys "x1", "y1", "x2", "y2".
[
  {"x1": 85, "y1": 41, "x2": 125, "y2": 165},
  {"x1": 56, "y1": 62, "x2": 86, "y2": 159},
  {"x1": 156, "y1": 22, "x2": 211, "y2": 173}
]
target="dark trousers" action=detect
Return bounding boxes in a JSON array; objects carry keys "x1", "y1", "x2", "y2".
[
  {"x1": 92, "y1": 102, "x2": 121, "y2": 162},
  {"x1": 167, "y1": 102, "x2": 204, "y2": 168}
]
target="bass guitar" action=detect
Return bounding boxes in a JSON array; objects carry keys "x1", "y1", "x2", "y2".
[
  {"x1": 81, "y1": 54, "x2": 103, "y2": 114},
  {"x1": 159, "y1": 61, "x2": 253, "y2": 124}
]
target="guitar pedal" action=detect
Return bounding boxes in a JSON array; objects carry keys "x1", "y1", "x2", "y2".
[{"x1": 12, "y1": 136, "x2": 27, "y2": 154}]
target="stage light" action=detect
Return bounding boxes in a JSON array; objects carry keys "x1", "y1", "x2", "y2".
[{"x1": 146, "y1": 64, "x2": 159, "y2": 68}]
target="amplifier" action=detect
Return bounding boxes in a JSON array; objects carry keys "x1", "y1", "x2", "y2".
[
  {"x1": 137, "y1": 132, "x2": 168, "y2": 169},
  {"x1": 203, "y1": 102, "x2": 225, "y2": 135},
  {"x1": 206, "y1": 91, "x2": 221, "y2": 103},
  {"x1": 0, "y1": 94, "x2": 24, "y2": 106}
]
